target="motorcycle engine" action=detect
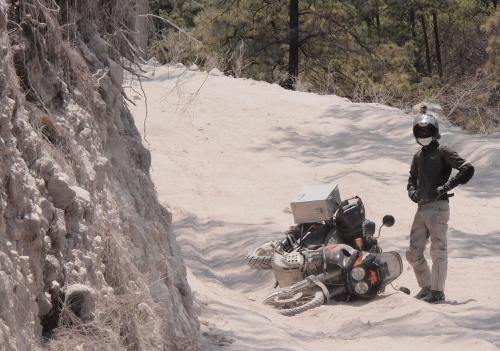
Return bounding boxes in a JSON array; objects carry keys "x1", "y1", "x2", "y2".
[{"x1": 303, "y1": 248, "x2": 326, "y2": 276}]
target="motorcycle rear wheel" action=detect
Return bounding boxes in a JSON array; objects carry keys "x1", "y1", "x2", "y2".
[
  {"x1": 267, "y1": 288, "x2": 325, "y2": 316},
  {"x1": 245, "y1": 241, "x2": 276, "y2": 270}
]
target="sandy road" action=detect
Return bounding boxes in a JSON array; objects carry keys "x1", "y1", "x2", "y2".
[{"x1": 129, "y1": 64, "x2": 500, "y2": 351}]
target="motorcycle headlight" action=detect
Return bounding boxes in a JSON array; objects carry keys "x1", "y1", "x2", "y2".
[
  {"x1": 354, "y1": 282, "x2": 370, "y2": 295},
  {"x1": 351, "y1": 267, "x2": 366, "y2": 281}
]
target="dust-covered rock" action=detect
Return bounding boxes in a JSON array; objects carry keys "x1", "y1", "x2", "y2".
[
  {"x1": 47, "y1": 173, "x2": 76, "y2": 209},
  {"x1": 0, "y1": 0, "x2": 199, "y2": 348}
]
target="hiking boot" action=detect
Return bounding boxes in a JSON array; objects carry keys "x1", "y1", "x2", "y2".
[
  {"x1": 421, "y1": 290, "x2": 445, "y2": 303},
  {"x1": 414, "y1": 287, "x2": 431, "y2": 300}
]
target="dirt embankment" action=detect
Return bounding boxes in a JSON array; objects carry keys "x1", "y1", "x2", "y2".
[{"x1": 0, "y1": 1, "x2": 198, "y2": 350}]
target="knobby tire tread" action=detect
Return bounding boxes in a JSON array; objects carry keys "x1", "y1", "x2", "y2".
[{"x1": 279, "y1": 289, "x2": 325, "y2": 316}]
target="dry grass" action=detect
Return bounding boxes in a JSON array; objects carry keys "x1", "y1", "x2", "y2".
[
  {"x1": 44, "y1": 226, "x2": 200, "y2": 350},
  {"x1": 45, "y1": 252, "x2": 200, "y2": 351},
  {"x1": 437, "y1": 76, "x2": 500, "y2": 133},
  {"x1": 46, "y1": 292, "x2": 161, "y2": 351}
]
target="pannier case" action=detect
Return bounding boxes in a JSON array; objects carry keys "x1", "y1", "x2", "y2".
[{"x1": 290, "y1": 184, "x2": 341, "y2": 224}]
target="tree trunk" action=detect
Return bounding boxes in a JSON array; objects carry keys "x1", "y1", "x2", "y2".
[
  {"x1": 493, "y1": 0, "x2": 498, "y2": 9},
  {"x1": 432, "y1": 12, "x2": 443, "y2": 78},
  {"x1": 366, "y1": 17, "x2": 372, "y2": 37},
  {"x1": 375, "y1": 0, "x2": 381, "y2": 36},
  {"x1": 410, "y1": 9, "x2": 422, "y2": 73},
  {"x1": 134, "y1": 0, "x2": 149, "y2": 58},
  {"x1": 285, "y1": 0, "x2": 299, "y2": 90},
  {"x1": 420, "y1": 14, "x2": 432, "y2": 75}
]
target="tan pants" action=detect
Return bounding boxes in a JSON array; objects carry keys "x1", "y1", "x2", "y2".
[{"x1": 406, "y1": 201, "x2": 450, "y2": 292}]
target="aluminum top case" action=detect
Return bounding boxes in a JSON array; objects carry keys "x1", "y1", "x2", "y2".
[{"x1": 290, "y1": 184, "x2": 341, "y2": 224}]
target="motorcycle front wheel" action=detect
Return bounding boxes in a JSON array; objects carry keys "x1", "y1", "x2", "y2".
[{"x1": 265, "y1": 287, "x2": 325, "y2": 316}]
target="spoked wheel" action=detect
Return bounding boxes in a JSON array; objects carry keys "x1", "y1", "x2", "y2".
[
  {"x1": 265, "y1": 288, "x2": 325, "y2": 316},
  {"x1": 245, "y1": 241, "x2": 277, "y2": 270}
]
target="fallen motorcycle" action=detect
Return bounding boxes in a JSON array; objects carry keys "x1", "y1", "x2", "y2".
[{"x1": 245, "y1": 184, "x2": 407, "y2": 315}]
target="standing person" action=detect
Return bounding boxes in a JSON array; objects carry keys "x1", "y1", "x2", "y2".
[{"x1": 406, "y1": 106, "x2": 474, "y2": 303}]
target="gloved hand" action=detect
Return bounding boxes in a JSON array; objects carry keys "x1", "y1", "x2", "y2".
[
  {"x1": 408, "y1": 189, "x2": 419, "y2": 203},
  {"x1": 435, "y1": 183, "x2": 451, "y2": 199}
]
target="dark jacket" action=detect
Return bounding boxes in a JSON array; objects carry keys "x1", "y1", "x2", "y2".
[{"x1": 407, "y1": 141, "x2": 474, "y2": 204}]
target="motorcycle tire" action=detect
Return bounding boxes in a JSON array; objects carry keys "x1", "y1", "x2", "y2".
[
  {"x1": 275, "y1": 288, "x2": 325, "y2": 316},
  {"x1": 245, "y1": 241, "x2": 275, "y2": 270}
]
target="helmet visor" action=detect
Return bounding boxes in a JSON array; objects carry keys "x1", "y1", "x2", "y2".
[{"x1": 413, "y1": 124, "x2": 437, "y2": 139}]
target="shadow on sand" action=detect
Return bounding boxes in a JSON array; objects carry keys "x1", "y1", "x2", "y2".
[
  {"x1": 174, "y1": 214, "x2": 281, "y2": 292},
  {"x1": 448, "y1": 228, "x2": 500, "y2": 259},
  {"x1": 328, "y1": 304, "x2": 500, "y2": 347},
  {"x1": 251, "y1": 104, "x2": 414, "y2": 166},
  {"x1": 200, "y1": 298, "x2": 305, "y2": 351},
  {"x1": 252, "y1": 103, "x2": 500, "y2": 200}
]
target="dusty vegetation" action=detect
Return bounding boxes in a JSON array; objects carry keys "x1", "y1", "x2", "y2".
[{"x1": 149, "y1": 0, "x2": 500, "y2": 133}]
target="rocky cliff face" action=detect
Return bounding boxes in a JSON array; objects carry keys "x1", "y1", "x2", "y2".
[{"x1": 0, "y1": 1, "x2": 198, "y2": 349}]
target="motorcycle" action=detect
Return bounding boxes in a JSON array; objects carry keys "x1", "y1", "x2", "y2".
[{"x1": 246, "y1": 197, "x2": 407, "y2": 316}]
